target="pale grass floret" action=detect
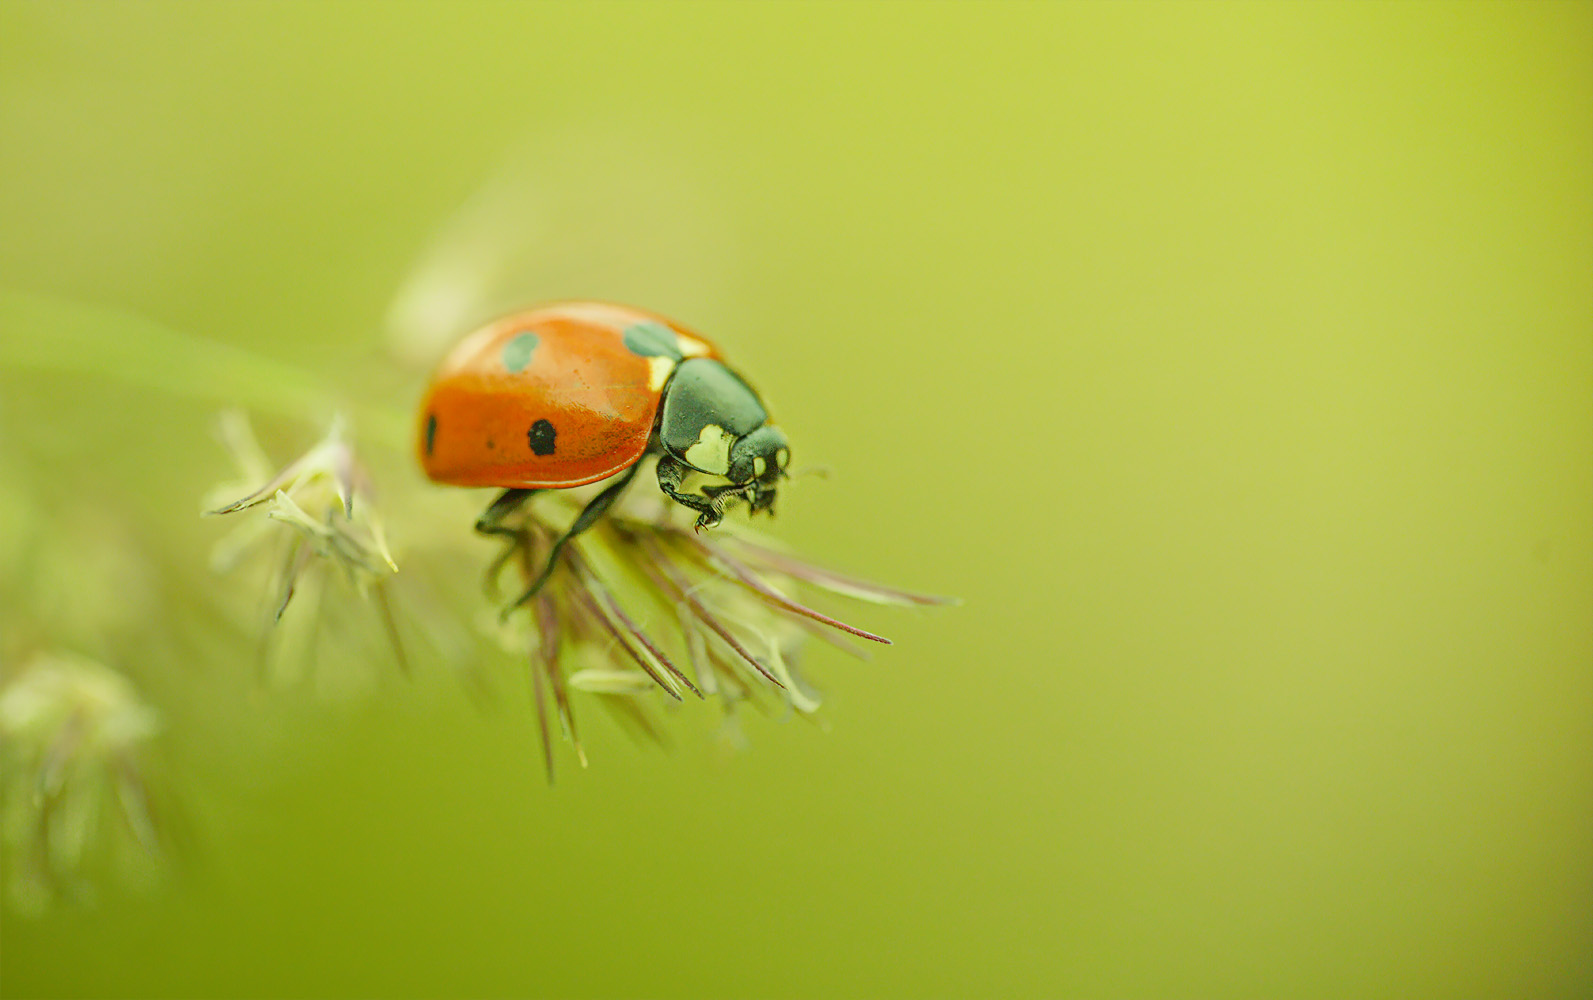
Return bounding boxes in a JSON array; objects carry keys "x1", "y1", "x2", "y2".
[{"x1": 204, "y1": 412, "x2": 407, "y2": 686}]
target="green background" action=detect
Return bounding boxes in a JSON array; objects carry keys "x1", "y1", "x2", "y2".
[{"x1": 3, "y1": 2, "x2": 1590, "y2": 997}]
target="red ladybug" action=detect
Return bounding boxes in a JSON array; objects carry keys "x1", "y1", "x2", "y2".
[{"x1": 418, "y1": 302, "x2": 789, "y2": 599}]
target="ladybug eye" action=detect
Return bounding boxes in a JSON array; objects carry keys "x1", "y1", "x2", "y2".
[{"x1": 776, "y1": 447, "x2": 790, "y2": 468}]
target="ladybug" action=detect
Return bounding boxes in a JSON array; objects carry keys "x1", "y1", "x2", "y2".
[{"x1": 418, "y1": 302, "x2": 789, "y2": 601}]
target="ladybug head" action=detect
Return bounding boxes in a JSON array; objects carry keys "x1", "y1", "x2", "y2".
[{"x1": 726, "y1": 425, "x2": 790, "y2": 514}]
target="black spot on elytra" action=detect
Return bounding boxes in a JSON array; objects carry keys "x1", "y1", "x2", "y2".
[
  {"x1": 424, "y1": 413, "x2": 437, "y2": 455},
  {"x1": 528, "y1": 419, "x2": 556, "y2": 456}
]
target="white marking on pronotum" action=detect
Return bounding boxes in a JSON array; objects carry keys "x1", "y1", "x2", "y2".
[
  {"x1": 684, "y1": 424, "x2": 733, "y2": 474},
  {"x1": 753, "y1": 456, "x2": 767, "y2": 477},
  {"x1": 646, "y1": 355, "x2": 675, "y2": 391},
  {"x1": 675, "y1": 334, "x2": 712, "y2": 358}
]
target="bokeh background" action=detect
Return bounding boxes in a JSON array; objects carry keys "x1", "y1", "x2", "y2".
[{"x1": 2, "y1": 2, "x2": 1590, "y2": 997}]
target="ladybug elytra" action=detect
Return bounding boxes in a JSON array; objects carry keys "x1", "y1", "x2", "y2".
[{"x1": 418, "y1": 302, "x2": 789, "y2": 601}]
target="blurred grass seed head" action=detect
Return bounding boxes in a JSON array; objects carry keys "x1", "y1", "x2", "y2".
[{"x1": 0, "y1": 651, "x2": 165, "y2": 914}]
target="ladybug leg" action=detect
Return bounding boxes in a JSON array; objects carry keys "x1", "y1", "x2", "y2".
[
  {"x1": 701, "y1": 480, "x2": 755, "y2": 511},
  {"x1": 510, "y1": 462, "x2": 643, "y2": 608},
  {"x1": 477, "y1": 488, "x2": 540, "y2": 597},
  {"x1": 656, "y1": 454, "x2": 728, "y2": 530},
  {"x1": 475, "y1": 488, "x2": 539, "y2": 538}
]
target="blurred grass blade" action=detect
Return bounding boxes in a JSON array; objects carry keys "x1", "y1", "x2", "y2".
[{"x1": 0, "y1": 289, "x2": 409, "y2": 450}]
